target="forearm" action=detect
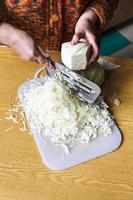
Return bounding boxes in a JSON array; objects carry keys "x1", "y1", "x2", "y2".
[
  {"x1": 0, "y1": 2, "x2": 12, "y2": 45},
  {"x1": 89, "y1": 0, "x2": 119, "y2": 31},
  {"x1": 0, "y1": 22, "x2": 17, "y2": 46}
]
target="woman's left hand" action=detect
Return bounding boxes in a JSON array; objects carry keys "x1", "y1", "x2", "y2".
[{"x1": 71, "y1": 9, "x2": 100, "y2": 64}]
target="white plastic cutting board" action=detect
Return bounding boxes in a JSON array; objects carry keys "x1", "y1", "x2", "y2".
[{"x1": 18, "y1": 77, "x2": 122, "y2": 170}]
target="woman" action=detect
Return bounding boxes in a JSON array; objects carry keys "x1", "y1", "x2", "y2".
[{"x1": 0, "y1": 1, "x2": 119, "y2": 64}]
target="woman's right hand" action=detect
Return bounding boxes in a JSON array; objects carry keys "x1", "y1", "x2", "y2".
[{"x1": 0, "y1": 23, "x2": 49, "y2": 64}]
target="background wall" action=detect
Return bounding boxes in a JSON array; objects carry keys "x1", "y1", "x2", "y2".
[{"x1": 107, "y1": 0, "x2": 133, "y2": 29}]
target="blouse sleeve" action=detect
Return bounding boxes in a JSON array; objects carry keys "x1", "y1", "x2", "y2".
[
  {"x1": 0, "y1": 8, "x2": 3, "y2": 23},
  {"x1": 89, "y1": 0, "x2": 119, "y2": 32},
  {"x1": 0, "y1": 2, "x2": 10, "y2": 23}
]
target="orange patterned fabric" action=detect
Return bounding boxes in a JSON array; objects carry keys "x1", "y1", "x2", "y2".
[{"x1": 0, "y1": 0, "x2": 119, "y2": 50}]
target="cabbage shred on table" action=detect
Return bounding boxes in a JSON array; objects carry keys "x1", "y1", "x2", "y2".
[{"x1": 22, "y1": 78, "x2": 113, "y2": 153}]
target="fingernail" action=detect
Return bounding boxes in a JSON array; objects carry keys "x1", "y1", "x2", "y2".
[
  {"x1": 71, "y1": 41, "x2": 74, "y2": 45},
  {"x1": 44, "y1": 52, "x2": 50, "y2": 58}
]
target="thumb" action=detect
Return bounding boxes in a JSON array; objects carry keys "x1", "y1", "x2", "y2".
[{"x1": 71, "y1": 33, "x2": 82, "y2": 45}]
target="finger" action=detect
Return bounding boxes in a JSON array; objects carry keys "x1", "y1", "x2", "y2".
[
  {"x1": 35, "y1": 54, "x2": 47, "y2": 65},
  {"x1": 36, "y1": 44, "x2": 50, "y2": 59},
  {"x1": 36, "y1": 45, "x2": 49, "y2": 65},
  {"x1": 71, "y1": 32, "x2": 82, "y2": 45},
  {"x1": 86, "y1": 32, "x2": 99, "y2": 64},
  {"x1": 33, "y1": 46, "x2": 48, "y2": 64},
  {"x1": 29, "y1": 57, "x2": 39, "y2": 64},
  {"x1": 79, "y1": 38, "x2": 87, "y2": 43}
]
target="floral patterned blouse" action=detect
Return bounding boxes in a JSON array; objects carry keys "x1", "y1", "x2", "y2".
[{"x1": 0, "y1": 0, "x2": 119, "y2": 50}]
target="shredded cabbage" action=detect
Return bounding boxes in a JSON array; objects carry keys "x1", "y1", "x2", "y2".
[{"x1": 23, "y1": 78, "x2": 113, "y2": 153}]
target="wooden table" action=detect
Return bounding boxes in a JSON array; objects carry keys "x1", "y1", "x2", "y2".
[{"x1": 0, "y1": 47, "x2": 133, "y2": 200}]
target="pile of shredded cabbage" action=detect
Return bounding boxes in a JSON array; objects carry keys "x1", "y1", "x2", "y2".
[{"x1": 23, "y1": 78, "x2": 113, "y2": 153}]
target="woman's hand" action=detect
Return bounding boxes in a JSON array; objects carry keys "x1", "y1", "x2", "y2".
[
  {"x1": 0, "y1": 23, "x2": 49, "y2": 64},
  {"x1": 71, "y1": 9, "x2": 100, "y2": 64}
]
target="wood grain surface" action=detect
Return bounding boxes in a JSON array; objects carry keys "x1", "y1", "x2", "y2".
[{"x1": 0, "y1": 47, "x2": 133, "y2": 200}]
